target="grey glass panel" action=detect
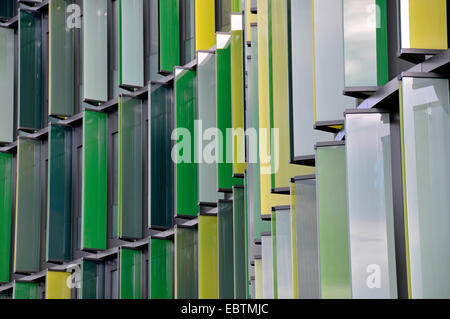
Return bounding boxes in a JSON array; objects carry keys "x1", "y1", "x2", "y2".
[
  {"x1": 261, "y1": 234, "x2": 273, "y2": 299},
  {"x1": 0, "y1": 27, "x2": 14, "y2": 143},
  {"x1": 14, "y1": 138, "x2": 42, "y2": 273},
  {"x1": 83, "y1": 0, "x2": 108, "y2": 103},
  {"x1": 345, "y1": 112, "x2": 397, "y2": 298},
  {"x1": 313, "y1": 0, "x2": 356, "y2": 122},
  {"x1": 290, "y1": 0, "x2": 331, "y2": 157},
  {"x1": 218, "y1": 200, "x2": 234, "y2": 298},
  {"x1": 233, "y1": 186, "x2": 246, "y2": 298},
  {"x1": 294, "y1": 179, "x2": 320, "y2": 299},
  {"x1": 197, "y1": 52, "x2": 222, "y2": 204},
  {"x1": 175, "y1": 227, "x2": 198, "y2": 299},
  {"x1": 275, "y1": 209, "x2": 293, "y2": 299},
  {"x1": 180, "y1": 0, "x2": 195, "y2": 64},
  {"x1": 147, "y1": 0, "x2": 163, "y2": 81},
  {"x1": 402, "y1": 77, "x2": 450, "y2": 298},
  {"x1": 120, "y1": 0, "x2": 144, "y2": 88}
]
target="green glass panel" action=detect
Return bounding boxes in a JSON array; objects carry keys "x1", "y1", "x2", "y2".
[
  {"x1": 159, "y1": 0, "x2": 180, "y2": 73},
  {"x1": 294, "y1": 178, "x2": 320, "y2": 299},
  {"x1": 118, "y1": 96, "x2": 142, "y2": 239},
  {"x1": 175, "y1": 227, "x2": 198, "y2": 299},
  {"x1": 46, "y1": 125, "x2": 72, "y2": 262},
  {"x1": 174, "y1": 69, "x2": 198, "y2": 217},
  {"x1": 149, "y1": 238, "x2": 173, "y2": 299},
  {"x1": 218, "y1": 200, "x2": 234, "y2": 298},
  {"x1": 316, "y1": 145, "x2": 351, "y2": 299},
  {"x1": 13, "y1": 282, "x2": 39, "y2": 299},
  {"x1": 0, "y1": 27, "x2": 14, "y2": 143},
  {"x1": 83, "y1": 0, "x2": 108, "y2": 103},
  {"x1": 80, "y1": 259, "x2": 105, "y2": 299},
  {"x1": 149, "y1": 84, "x2": 173, "y2": 229},
  {"x1": 232, "y1": 0, "x2": 241, "y2": 11},
  {"x1": 275, "y1": 208, "x2": 293, "y2": 298},
  {"x1": 216, "y1": 35, "x2": 243, "y2": 190},
  {"x1": 0, "y1": 0, "x2": 16, "y2": 19},
  {"x1": 119, "y1": 0, "x2": 144, "y2": 88},
  {"x1": 0, "y1": 153, "x2": 13, "y2": 283},
  {"x1": 198, "y1": 215, "x2": 219, "y2": 299},
  {"x1": 82, "y1": 110, "x2": 108, "y2": 250},
  {"x1": 343, "y1": 0, "x2": 388, "y2": 87},
  {"x1": 233, "y1": 186, "x2": 246, "y2": 298},
  {"x1": 120, "y1": 248, "x2": 142, "y2": 299},
  {"x1": 197, "y1": 52, "x2": 222, "y2": 203},
  {"x1": 14, "y1": 138, "x2": 41, "y2": 273},
  {"x1": 346, "y1": 112, "x2": 397, "y2": 298},
  {"x1": 19, "y1": 10, "x2": 42, "y2": 130},
  {"x1": 261, "y1": 233, "x2": 273, "y2": 298},
  {"x1": 313, "y1": 0, "x2": 356, "y2": 122},
  {"x1": 49, "y1": 0, "x2": 74, "y2": 117},
  {"x1": 401, "y1": 77, "x2": 450, "y2": 298}
]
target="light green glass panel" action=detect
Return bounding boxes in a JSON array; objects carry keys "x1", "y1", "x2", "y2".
[
  {"x1": 119, "y1": 0, "x2": 144, "y2": 88},
  {"x1": 198, "y1": 215, "x2": 219, "y2": 299},
  {"x1": 174, "y1": 69, "x2": 198, "y2": 217},
  {"x1": 346, "y1": 112, "x2": 397, "y2": 298},
  {"x1": 19, "y1": 10, "x2": 42, "y2": 130},
  {"x1": 120, "y1": 248, "x2": 142, "y2": 299},
  {"x1": 80, "y1": 259, "x2": 105, "y2": 299},
  {"x1": 159, "y1": 0, "x2": 180, "y2": 73},
  {"x1": 275, "y1": 208, "x2": 293, "y2": 299},
  {"x1": 0, "y1": 27, "x2": 14, "y2": 143},
  {"x1": 294, "y1": 178, "x2": 320, "y2": 299},
  {"x1": 149, "y1": 84, "x2": 173, "y2": 229},
  {"x1": 46, "y1": 125, "x2": 72, "y2": 262},
  {"x1": 49, "y1": 0, "x2": 74, "y2": 117},
  {"x1": 313, "y1": 0, "x2": 356, "y2": 122},
  {"x1": 401, "y1": 77, "x2": 450, "y2": 298},
  {"x1": 82, "y1": 110, "x2": 108, "y2": 250},
  {"x1": 218, "y1": 200, "x2": 234, "y2": 298},
  {"x1": 174, "y1": 226, "x2": 198, "y2": 299},
  {"x1": 14, "y1": 138, "x2": 41, "y2": 273},
  {"x1": 83, "y1": 0, "x2": 108, "y2": 103},
  {"x1": 316, "y1": 145, "x2": 351, "y2": 299},
  {"x1": 13, "y1": 282, "x2": 39, "y2": 299},
  {"x1": 0, "y1": 153, "x2": 13, "y2": 282},
  {"x1": 118, "y1": 96, "x2": 142, "y2": 240},
  {"x1": 233, "y1": 186, "x2": 246, "y2": 298},
  {"x1": 261, "y1": 233, "x2": 273, "y2": 299},
  {"x1": 150, "y1": 238, "x2": 173, "y2": 299},
  {"x1": 197, "y1": 52, "x2": 222, "y2": 204}
]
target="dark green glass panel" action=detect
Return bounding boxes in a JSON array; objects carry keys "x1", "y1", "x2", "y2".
[
  {"x1": 46, "y1": 125, "x2": 72, "y2": 262},
  {"x1": 150, "y1": 238, "x2": 173, "y2": 299},
  {"x1": 82, "y1": 110, "x2": 108, "y2": 250},
  {"x1": 120, "y1": 248, "x2": 142, "y2": 299},
  {"x1": 175, "y1": 227, "x2": 198, "y2": 299},
  {"x1": 0, "y1": 0, "x2": 16, "y2": 19},
  {"x1": 180, "y1": 0, "x2": 195, "y2": 64},
  {"x1": 119, "y1": 96, "x2": 142, "y2": 239},
  {"x1": 216, "y1": 37, "x2": 243, "y2": 190},
  {"x1": 233, "y1": 186, "x2": 246, "y2": 298},
  {"x1": 0, "y1": 27, "x2": 14, "y2": 143},
  {"x1": 49, "y1": 0, "x2": 74, "y2": 117},
  {"x1": 316, "y1": 145, "x2": 351, "y2": 299},
  {"x1": 175, "y1": 69, "x2": 198, "y2": 217},
  {"x1": 80, "y1": 259, "x2": 105, "y2": 299},
  {"x1": 19, "y1": 10, "x2": 42, "y2": 130},
  {"x1": 147, "y1": 0, "x2": 163, "y2": 81},
  {"x1": 149, "y1": 84, "x2": 173, "y2": 229},
  {"x1": 0, "y1": 153, "x2": 13, "y2": 283},
  {"x1": 159, "y1": 0, "x2": 180, "y2": 73},
  {"x1": 218, "y1": 200, "x2": 234, "y2": 298},
  {"x1": 13, "y1": 282, "x2": 39, "y2": 299},
  {"x1": 14, "y1": 138, "x2": 41, "y2": 273}
]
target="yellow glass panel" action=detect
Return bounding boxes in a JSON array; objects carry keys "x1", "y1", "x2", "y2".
[
  {"x1": 257, "y1": 0, "x2": 289, "y2": 216},
  {"x1": 195, "y1": 0, "x2": 216, "y2": 51},
  {"x1": 254, "y1": 259, "x2": 263, "y2": 299},
  {"x1": 198, "y1": 215, "x2": 219, "y2": 299},
  {"x1": 46, "y1": 271, "x2": 71, "y2": 299},
  {"x1": 409, "y1": 0, "x2": 447, "y2": 50},
  {"x1": 271, "y1": 0, "x2": 314, "y2": 190},
  {"x1": 246, "y1": 0, "x2": 257, "y2": 42}
]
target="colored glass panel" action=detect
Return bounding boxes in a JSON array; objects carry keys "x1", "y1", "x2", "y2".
[
  {"x1": 159, "y1": 0, "x2": 180, "y2": 73},
  {"x1": 233, "y1": 186, "x2": 246, "y2": 298},
  {"x1": 13, "y1": 282, "x2": 39, "y2": 299},
  {"x1": 149, "y1": 238, "x2": 173, "y2": 299},
  {"x1": 0, "y1": 153, "x2": 13, "y2": 282},
  {"x1": 120, "y1": 248, "x2": 142, "y2": 299},
  {"x1": 198, "y1": 215, "x2": 219, "y2": 299},
  {"x1": 174, "y1": 226, "x2": 198, "y2": 299},
  {"x1": 218, "y1": 200, "x2": 234, "y2": 298},
  {"x1": 0, "y1": 27, "x2": 14, "y2": 143},
  {"x1": 80, "y1": 259, "x2": 105, "y2": 299},
  {"x1": 195, "y1": 0, "x2": 215, "y2": 51},
  {"x1": 46, "y1": 271, "x2": 71, "y2": 299}
]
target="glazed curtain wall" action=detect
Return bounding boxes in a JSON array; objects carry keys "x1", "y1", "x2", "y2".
[
  {"x1": 46, "y1": 125, "x2": 72, "y2": 262},
  {"x1": 82, "y1": 110, "x2": 108, "y2": 251},
  {"x1": 148, "y1": 84, "x2": 174, "y2": 229},
  {"x1": 14, "y1": 138, "x2": 42, "y2": 274},
  {"x1": 0, "y1": 27, "x2": 14, "y2": 143},
  {"x1": 401, "y1": 77, "x2": 450, "y2": 298},
  {"x1": 0, "y1": 153, "x2": 13, "y2": 283}
]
